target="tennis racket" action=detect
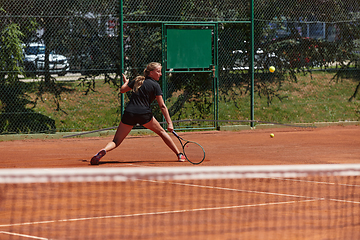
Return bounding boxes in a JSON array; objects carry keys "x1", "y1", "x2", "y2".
[{"x1": 172, "y1": 131, "x2": 205, "y2": 165}]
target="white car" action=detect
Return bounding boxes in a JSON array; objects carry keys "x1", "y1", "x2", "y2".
[
  {"x1": 231, "y1": 48, "x2": 278, "y2": 70},
  {"x1": 23, "y1": 43, "x2": 70, "y2": 76}
]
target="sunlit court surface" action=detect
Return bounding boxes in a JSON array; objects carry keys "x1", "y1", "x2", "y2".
[{"x1": 1, "y1": 125, "x2": 360, "y2": 239}]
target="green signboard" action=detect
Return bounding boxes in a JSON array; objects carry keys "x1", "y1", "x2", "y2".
[{"x1": 167, "y1": 29, "x2": 212, "y2": 69}]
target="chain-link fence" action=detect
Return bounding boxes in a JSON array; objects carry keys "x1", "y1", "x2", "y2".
[{"x1": 0, "y1": 0, "x2": 359, "y2": 134}]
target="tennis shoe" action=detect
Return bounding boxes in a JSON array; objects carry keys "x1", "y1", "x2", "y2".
[
  {"x1": 90, "y1": 149, "x2": 106, "y2": 165},
  {"x1": 178, "y1": 153, "x2": 186, "y2": 162}
]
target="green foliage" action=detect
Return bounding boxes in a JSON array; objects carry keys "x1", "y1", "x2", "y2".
[
  {"x1": 20, "y1": 72, "x2": 359, "y2": 132},
  {"x1": 0, "y1": 11, "x2": 56, "y2": 134},
  {"x1": 166, "y1": 73, "x2": 213, "y2": 121},
  {"x1": 1, "y1": 0, "x2": 360, "y2": 134},
  {"x1": 124, "y1": 0, "x2": 248, "y2": 21},
  {"x1": 218, "y1": 71, "x2": 360, "y2": 124},
  {"x1": 0, "y1": 82, "x2": 56, "y2": 134},
  {"x1": 0, "y1": 23, "x2": 24, "y2": 83},
  {"x1": 27, "y1": 80, "x2": 121, "y2": 132}
]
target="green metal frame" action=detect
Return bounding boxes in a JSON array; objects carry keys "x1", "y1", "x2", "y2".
[
  {"x1": 162, "y1": 23, "x2": 218, "y2": 130},
  {"x1": 119, "y1": 0, "x2": 255, "y2": 130}
]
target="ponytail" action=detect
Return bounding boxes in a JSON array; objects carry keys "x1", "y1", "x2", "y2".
[{"x1": 133, "y1": 76, "x2": 145, "y2": 93}]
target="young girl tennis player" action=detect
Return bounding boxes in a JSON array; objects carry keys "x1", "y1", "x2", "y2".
[{"x1": 90, "y1": 62, "x2": 185, "y2": 165}]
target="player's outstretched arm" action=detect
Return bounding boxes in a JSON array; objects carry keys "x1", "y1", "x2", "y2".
[{"x1": 120, "y1": 74, "x2": 132, "y2": 93}]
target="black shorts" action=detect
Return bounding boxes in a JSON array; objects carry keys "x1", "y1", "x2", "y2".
[{"x1": 121, "y1": 111, "x2": 153, "y2": 126}]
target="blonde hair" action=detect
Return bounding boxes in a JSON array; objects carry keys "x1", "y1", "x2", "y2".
[{"x1": 133, "y1": 62, "x2": 161, "y2": 93}]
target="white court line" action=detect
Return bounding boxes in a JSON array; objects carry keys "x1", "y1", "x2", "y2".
[
  {"x1": 0, "y1": 181, "x2": 319, "y2": 228},
  {"x1": 0, "y1": 199, "x2": 316, "y2": 228},
  {"x1": 146, "y1": 179, "x2": 322, "y2": 200},
  {"x1": 271, "y1": 177, "x2": 360, "y2": 187},
  {"x1": 2, "y1": 176, "x2": 359, "y2": 230},
  {"x1": 145, "y1": 179, "x2": 360, "y2": 204},
  {"x1": 0, "y1": 231, "x2": 48, "y2": 240}
]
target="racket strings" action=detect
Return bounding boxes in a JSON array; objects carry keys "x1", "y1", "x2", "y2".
[{"x1": 184, "y1": 142, "x2": 205, "y2": 164}]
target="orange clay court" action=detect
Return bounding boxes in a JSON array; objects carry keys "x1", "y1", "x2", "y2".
[
  {"x1": 1, "y1": 125, "x2": 359, "y2": 168},
  {"x1": 0, "y1": 124, "x2": 360, "y2": 240}
]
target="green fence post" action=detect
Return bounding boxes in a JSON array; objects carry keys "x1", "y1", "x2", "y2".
[
  {"x1": 161, "y1": 23, "x2": 167, "y2": 125},
  {"x1": 250, "y1": 0, "x2": 255, "y2": 128},
  {"x1": 119, "y1": 0, "x2": 124, "y2": 115},
  {"x1": 215, "y1": 23, "x2": 219, "y2": 130}
]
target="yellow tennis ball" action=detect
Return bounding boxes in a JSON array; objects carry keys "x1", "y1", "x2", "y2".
[
  {"x1": 269, "y1": 66, "x2": 275, "y2": 73},
  {"x1": 270, "y1": 133, "x2": 275, "y2": 138}
]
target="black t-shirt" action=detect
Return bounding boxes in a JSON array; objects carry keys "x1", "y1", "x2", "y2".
[{"x1": 125, "y1": 77, "x2": 163, "y2": 114}]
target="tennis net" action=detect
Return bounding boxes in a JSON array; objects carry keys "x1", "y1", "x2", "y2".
[{"x1": 1, "y1": 164, "x2": 360, "y2": 240}]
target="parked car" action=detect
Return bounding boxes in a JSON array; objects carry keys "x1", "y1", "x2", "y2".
[
  {"x1": 23, "y1": 43, "x2": 70, "y2": 76},
  {"x1": 231, "y1": 48, "x2": 279, "y2": 71}
]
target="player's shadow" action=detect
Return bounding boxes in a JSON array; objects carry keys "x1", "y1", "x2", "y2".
[
  {"x1": 96, "y1": 159, "x2": 209, "y2": 165},
  {"x1": 97, "y1": 160, "x2": 179, "y2": 165}
]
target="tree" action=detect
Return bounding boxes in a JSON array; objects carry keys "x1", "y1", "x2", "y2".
[
  {"x1": 0, "y1": 0, "x2": 358, "y2": 133},
  {"x1": 0, "y1": 16, "x2": 24, "y2": 83},
  {"x1": 249, "y1": 0, "x2": 360, "y2": 102},
  {"x1": 0, "y1": 8, "x2": 55, "y2": 133}
]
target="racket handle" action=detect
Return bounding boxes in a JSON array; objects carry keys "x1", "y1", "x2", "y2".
[{"x1": 172, "y1": 131, "x2": 179, "y2": 137}]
